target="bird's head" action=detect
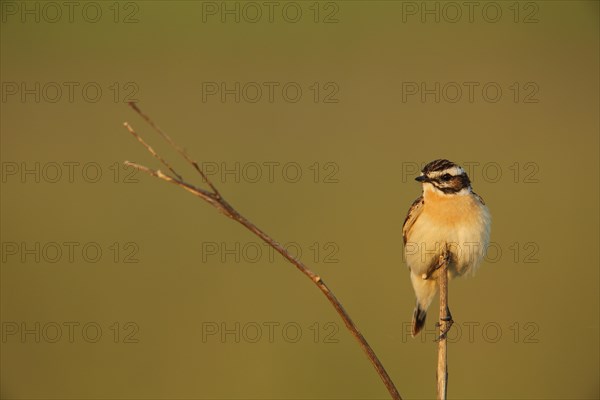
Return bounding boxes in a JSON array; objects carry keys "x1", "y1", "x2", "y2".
[{"x1": 415, "y1": 159, "x2": 472, "y2": 195}]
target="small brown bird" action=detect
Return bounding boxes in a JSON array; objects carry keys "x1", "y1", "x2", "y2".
[{"x1": 403, "y1": 159, "x2": 491, "y2": 336}]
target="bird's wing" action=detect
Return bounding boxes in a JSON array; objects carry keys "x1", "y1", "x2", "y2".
[
  {"x1": 402, "y1": 195, "x2": 424, "y2": 245},
  {"x1": 472, "y1": 191, "x2": 486, "y2": 205}
]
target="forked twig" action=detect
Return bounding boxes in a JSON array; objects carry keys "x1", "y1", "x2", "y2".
[
  {"x1": 123, "y1": 122, "x2": 183, "y2": 181},
  {"x1": 128, "y1": 102, "x2": 221, "y2": 196},
  {"x1": 122, "y1": 103, "x2": 402, "y2": 400}
]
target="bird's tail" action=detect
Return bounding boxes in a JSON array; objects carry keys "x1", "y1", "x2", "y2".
[{"x1": 411, "y1": 303, "x2": 427, "y2": 337}]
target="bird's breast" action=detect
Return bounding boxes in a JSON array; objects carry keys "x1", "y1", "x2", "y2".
[{"x1": 404, "y1": 192, "x2": 490, "y2": 277}]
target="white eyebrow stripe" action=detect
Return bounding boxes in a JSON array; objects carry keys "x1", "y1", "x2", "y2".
[{"x1": 428, "y1": 166, "x2": 464, "y2": 178}]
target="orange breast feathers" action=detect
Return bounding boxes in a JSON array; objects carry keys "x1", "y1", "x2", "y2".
[{"x1": 420, "y1": 190, "x2": 483, "y2": 227}]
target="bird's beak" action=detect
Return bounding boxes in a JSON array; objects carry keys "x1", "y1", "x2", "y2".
[{"x1": 415, "y1": 175, "x2": 428, "y2": 183}]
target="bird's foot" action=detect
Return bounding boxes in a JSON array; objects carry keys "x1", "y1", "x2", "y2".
[{"x1": 435, "y1": 307, "x2": 454, "y2": 341}]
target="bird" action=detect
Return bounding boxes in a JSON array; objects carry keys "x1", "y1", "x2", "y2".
[{"x1": 402, "y1": 159, "x2": 491, "y2": 337}]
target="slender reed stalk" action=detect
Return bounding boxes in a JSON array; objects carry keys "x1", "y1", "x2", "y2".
[
  {"x1": 122, "y1": 103, "x2": 402, "y2": 400},
  {"x1": 437, "y1": 248, "x2": 452, "y2": 400}
]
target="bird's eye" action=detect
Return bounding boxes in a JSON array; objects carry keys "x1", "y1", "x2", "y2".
[{"x1": 441, "y1": 174, "x2": 452, "y2": 181}]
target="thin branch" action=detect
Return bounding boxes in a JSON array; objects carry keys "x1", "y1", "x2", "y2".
[
  {"x1": 122, "y1": 103, "x2": 402, "y2": 400},
  {"x1": 127, "y1": 102, "x2": 221, "y2": 197},
  {"x1": 123, "y1": 161, "x2": 215, "y2": 203},
  {"x1": 437, "y1": 248, "x2": 452, "y2": 400},
  {"x1": 123, "y1": 123, "x2": 183, "y2": 181}
]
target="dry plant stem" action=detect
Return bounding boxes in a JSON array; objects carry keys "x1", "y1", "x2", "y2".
[
  {"x1": 437, "y1": 249, "x2": 451, "y2": 400},
  {"x1": 123, "y1": 103, "x2": 402, "y2": 400}
]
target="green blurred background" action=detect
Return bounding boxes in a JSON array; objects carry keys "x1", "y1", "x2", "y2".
[{"x1": 1, "y1": 1, "x2": 598, "y2": 399}]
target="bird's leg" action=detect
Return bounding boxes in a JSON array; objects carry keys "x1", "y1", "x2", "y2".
[
  {"x1": 435, "y1": 306, "x2": 454, "y2": 341},
  {"x1": 421, "y1": 250, "x2": 451, "y2": 280},
  {"x1": 441, "y1": 305, "x2": 453, "y2": 322},
  {"x1": 421, "y1": 261, "x2": 440, "y2": 280}
]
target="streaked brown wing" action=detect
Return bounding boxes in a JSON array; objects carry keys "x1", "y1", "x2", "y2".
[
  {"x1": 472, "y1": 191, "x2": 486, "y2": 205},
  {"x1": 402, "y1": 195, "x2": 424, "y2": 244}
]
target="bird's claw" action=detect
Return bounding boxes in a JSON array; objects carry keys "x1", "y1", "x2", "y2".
[{"x1": 435, "y1": 317, "x2": 454, "y2": 342}]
